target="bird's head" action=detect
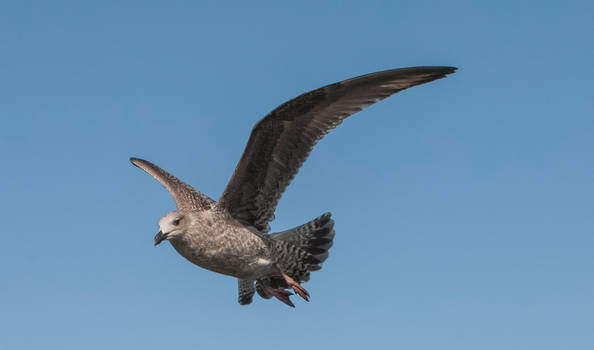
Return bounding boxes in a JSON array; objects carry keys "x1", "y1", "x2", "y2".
[{"x1": 154, "y1": 211, "x2": 189, "y2": 246}]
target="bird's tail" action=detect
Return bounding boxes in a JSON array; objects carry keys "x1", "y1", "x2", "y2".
[
  {"x1": 257, "y1": 213, "x2": 335, "y2": 301},
  {"x1": 269, "y1": 212, "x2": 336, "y2": 277},
  {"x1": 237, "y1": 213, "x2": 336, "y2": 305}
]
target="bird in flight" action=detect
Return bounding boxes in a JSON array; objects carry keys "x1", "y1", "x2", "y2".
[{"x1": 131, "y1": 66, "x2": 456, "y2": 307}]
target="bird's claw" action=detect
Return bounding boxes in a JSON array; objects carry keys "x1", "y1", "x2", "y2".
[{"x1": 282, "y1": 272, "x2": 310, "y2": 302}]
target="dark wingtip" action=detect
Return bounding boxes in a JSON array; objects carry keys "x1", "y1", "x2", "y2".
[
  {"x1": 129, "y1": 157, "x2": 144, "y2": 167},
  {"x1": 414, "y1": 66, "x2": 457, "y2": 77},
  {"x1": 443, "y1": 66, "x2": 458, "y2": 74},
  {"x1": 426, "y1": 66, "x2": 457, "y2": 77},
  {"x1": 407, "y1": 66, "x2": 457, "y2": 85}
]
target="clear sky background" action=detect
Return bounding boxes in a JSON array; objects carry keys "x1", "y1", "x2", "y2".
[{"x1": 1, "y1": 1, "x2": 593, "y2": 349}]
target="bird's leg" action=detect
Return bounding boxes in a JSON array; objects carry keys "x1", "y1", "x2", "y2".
[
  {"x1": 281, "y1": 272, "x2": 310, "y2": 302},
  {"x1": 263, "y1": 285, "x2": 295, "y2": 308}
]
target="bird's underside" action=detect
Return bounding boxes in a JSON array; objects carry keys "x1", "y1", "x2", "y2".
[{"x1": 130, "y1": 66, "x2": 456, "y2": 307}]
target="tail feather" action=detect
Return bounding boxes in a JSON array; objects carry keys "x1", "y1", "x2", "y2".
[
  {"x1": 269, "y1": 212, "x2": 336, "y2": 284},
  {"x1": 237, "y1": 212, "x2": 336, "y2": 306},
  {"x1": 270, "y1": 212, "x2": 335, "y2": 267}
]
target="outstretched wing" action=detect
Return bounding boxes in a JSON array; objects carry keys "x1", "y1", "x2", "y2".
[
  {"x1": 218, "y1": 66, "x2": 457, "y2": 232},
  {"x1": 130, "y1": 157, "x2": 214, "y2": 211}
]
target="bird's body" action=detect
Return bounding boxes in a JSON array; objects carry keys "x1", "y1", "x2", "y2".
[
  {"x1": 166, "y1": 208, "x2": 272, "y2": 279},
  {"x1": 131, "y1": 66, "x2": 456, "y2": 307}
]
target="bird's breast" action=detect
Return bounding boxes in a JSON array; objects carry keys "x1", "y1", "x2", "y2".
[{"x1": 170, "y1": 224, "x2": 272, "y2": 279}]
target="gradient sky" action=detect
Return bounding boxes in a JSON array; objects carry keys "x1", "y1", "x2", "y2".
[{"x1": 1, "y1": 1, "x2": 593, "y2": 349}]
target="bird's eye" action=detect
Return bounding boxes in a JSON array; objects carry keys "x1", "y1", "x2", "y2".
[{"x1": 173, "y1": 218, "x2": 181, "y2": 226}]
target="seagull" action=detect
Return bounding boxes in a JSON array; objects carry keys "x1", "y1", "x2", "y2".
[{"x1": 130, "y1": 66, "x2": 456, "y2": 307}]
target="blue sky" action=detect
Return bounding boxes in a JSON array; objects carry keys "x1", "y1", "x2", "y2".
[{"x1": 1, "y1": 1, "x2": 593, "y2": 349}]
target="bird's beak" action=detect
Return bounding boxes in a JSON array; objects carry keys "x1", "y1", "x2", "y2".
[{"x1": 154, "y1": 231, "x2": 167, "y2": 246}]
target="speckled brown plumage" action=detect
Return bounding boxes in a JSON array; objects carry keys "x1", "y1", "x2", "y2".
[{"x1": 130, "y1": 66, "x2": 457, "y2": 307}]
